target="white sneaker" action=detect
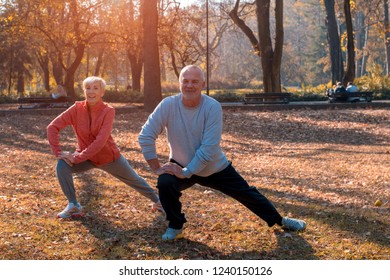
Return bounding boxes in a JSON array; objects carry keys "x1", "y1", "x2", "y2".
[
  {"x1": 162, "y1": 227, "x2": 184, "y2": 241},
  {"x1": 57, "y1": 202, "x2": 84, "y2": 219},
  {"x1": 282, "y1": 217, "x2": 306, "y2": 231}
]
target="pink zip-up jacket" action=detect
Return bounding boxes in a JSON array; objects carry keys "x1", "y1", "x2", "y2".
[{"x1": 47, "y1": 100, "x2": 120, "y2": 166}]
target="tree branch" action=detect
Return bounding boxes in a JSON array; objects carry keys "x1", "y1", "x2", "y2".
[{"x1": 228, "y1": 0, "x2": 260, "y2": 55}]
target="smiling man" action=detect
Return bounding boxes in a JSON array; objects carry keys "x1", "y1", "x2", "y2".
[
  {"x1": 47, "y1": 76, "x2": 162, "y2": 219},
  {"x1": 138, "y1": 65, "x2": 307, "y2": 241}
]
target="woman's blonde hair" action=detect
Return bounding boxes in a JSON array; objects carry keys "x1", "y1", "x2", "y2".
[{"x1": 83, "y1": 76, "x2": 106, "y2": 91}]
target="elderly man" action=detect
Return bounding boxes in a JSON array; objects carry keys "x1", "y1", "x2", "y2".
[{"x1": 138, "y1": 65, "x2": 306, "y2": 241}]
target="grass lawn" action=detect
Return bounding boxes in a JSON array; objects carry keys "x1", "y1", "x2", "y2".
[{"x1": 0, "y1": 107, "x2": 389, "y2": 260}]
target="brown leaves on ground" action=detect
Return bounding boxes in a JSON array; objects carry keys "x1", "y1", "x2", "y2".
[{"x1": 0, "y1": 107, "x2": 389, "y2": 260}]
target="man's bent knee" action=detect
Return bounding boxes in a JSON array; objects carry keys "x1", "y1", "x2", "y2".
[{"x1": 157, "y1": 173, "x2": 179, "y2": 191}]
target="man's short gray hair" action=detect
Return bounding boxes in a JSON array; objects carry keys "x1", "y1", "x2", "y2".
[{"x1": 179, "y1": 65, "x2": 205, "y2": 82}]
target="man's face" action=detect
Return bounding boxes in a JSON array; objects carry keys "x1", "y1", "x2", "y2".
[
  {"x1": 84, "y1": 81, "x2": 104, "y2": 106},
  {"x1": 179, "y1": 68, "x2": 205, "y2": 102}
]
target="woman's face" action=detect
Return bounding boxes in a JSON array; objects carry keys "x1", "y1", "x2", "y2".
[{"x1": 84, "y1": 81, "x2": 104, "y2": 106}]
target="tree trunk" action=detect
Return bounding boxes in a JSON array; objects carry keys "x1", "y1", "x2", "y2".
[
  {"x1": 17, "y1": 70, "x2": 24, "y2": 95},
  {"x1": 125, "y1": 0, "x2": 143, "y2": 92},
  {"x1": 324, "y1": 0, "x2": 344, "y2": 84},
  {"x1": 169, "y1": 47, "x2": 180, "y2": 79},
  {"x1": 343, "y1": 0, "x2": 355, "y2": 85},
  {"x1": 8, "y1": 43, "x2": 14, "y2": 95},
  {"x1": 131, "y1": 62, "x2": 143, "y2": 92},
  {"x1": 161, "y1": 55, "x2": 167, "y2": 82},
  {"x1": 94, "y1": 48, "x2": 105, "y2": 77},
  {"x1": 86, "y1": 49, "x2": 90, "y2": 77},
  {"x1": 256, "y1": 0, "x2": 272, "y2": 92},
  {"x1": 361, "y1": 24, "x2": 370, "y2": 76},
  {"x1": 127, "y1": 50, "x2": 143, "y2": 92},
  {"x1": 142, "y1": 0, "x2": 162, "y2": 112},
  {"x1": 51, "y1": 53, "x2": 63, "y2": 86},
  {"x1": 64, "y1": 43, "x2": 85, "y2": 98},
  {"x1": 36, "y1": 52, "x2": 50, "y2": 92},
  {"x1": 355, "y1": 11, "x2": 364, "y2": 78},
  {"x1": 229, "y1": 0, "x2": 283, "y2": 93},
  {"x1": 384, "y1": 0, "x2": 390, "y2": 75},
  {"x1": 272, "y1": 0, "x2": 283, "y2": 92}
]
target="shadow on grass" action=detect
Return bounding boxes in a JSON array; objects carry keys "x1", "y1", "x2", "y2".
[
  {"x1": 262, "y1": 189, "x2": 390, "y2": 249},
  {"x1": 74, "y1": 173, "x2": 316, "y2": 260},
  {"x1": 0, "y1": 115, "x2": 74, "y2": 155},
  {"x1": 223, "y1": 110, "x2": 390, "y2": 146}
]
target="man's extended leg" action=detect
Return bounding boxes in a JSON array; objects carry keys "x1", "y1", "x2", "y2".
[
  {"x1": 196, "y1": 163, "x2": 306, "y2": 230},
  {"x1": 196, "y1": 163, "x2": 283, "y2": 227}
]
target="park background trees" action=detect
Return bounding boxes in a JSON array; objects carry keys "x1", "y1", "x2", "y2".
[
  {"x1": 0, "y1": 0, "x2": 389, "y2": 109},
  {"x1": 229, "y1": 0, "x2": 284, "y2": 93}
]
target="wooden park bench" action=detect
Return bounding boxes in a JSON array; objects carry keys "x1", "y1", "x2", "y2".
[
  {"x1": 243, "y1": 92, "x2": 291, "y2": 104},
  {"x1": 18, "y1": 96, "x2": 75, "y2": 109},
  {"x1": 328, "y1": 91, "x2": 373, "y2": 103}
]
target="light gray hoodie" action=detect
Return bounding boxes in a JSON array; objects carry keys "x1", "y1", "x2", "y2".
[{"x1": 138, "y1": 93, "x2": 230, "y2": 178}]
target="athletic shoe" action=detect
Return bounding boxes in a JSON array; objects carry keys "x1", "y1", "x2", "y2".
[
  {"x1": 282, "y1": 217, "x2": 306, "y2": 231},
  {"x1": 57, "y1": 202, "x2": 84, "y2": 219},
  {"x1": 152, "y1": 201, "x2": 164, "y2": 213},
  {"x1": 162, "y1": 227, "x2": 183, "y2": 241}
]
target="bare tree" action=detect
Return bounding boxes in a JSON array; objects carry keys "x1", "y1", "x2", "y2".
[
  {"x1": 30, "y1": 0, "x2": 101, "y2": 97},
  {"x1": 229, "y1": 0, "x2": 283, "y2": 92},
  {"x1": 160, "y1": 3, "x2": 228, "y2": 81}
]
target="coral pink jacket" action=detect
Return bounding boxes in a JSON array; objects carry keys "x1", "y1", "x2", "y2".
[{"x1": 47, "y1": 100, "x2": 120, "y2": 166}]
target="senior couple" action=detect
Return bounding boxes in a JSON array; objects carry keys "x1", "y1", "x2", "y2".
[{"x1": 47, "y1": 65, "x2": 306, "y2": 241}]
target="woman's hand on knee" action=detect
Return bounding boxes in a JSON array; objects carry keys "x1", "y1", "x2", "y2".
[{"x1": 58, "y1": 151, "x2": 75, "y2": 166}]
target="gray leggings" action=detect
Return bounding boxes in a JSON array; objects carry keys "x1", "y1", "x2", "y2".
[{"x1": 55, "y1": 154, "x2": 159, "y2": 204}]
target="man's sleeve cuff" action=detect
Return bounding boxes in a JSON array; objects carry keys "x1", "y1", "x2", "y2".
[
  {"x1": 182, "y1": 167, "x2": 193, "y2": 178},
  {"x1": 143, "y1": 152, "x2": 157, "y2": 161}
]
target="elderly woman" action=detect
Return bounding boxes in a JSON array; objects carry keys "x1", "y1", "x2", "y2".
[{"x1": 47, "y1": 76, "x2": 162, "y2": 218}]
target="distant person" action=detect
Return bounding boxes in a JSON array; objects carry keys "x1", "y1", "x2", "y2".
[
  {"x1": 334, "y1": 82, "x2": 348, "y2": 101},
  {"x1": 50, "y1": 84, "x2": 68, "y2": 99},
  {"x1": 326, "y1": 88, "x2": 334, "y2": 97},
  {"x1": 334, "y1": 82, "x2": 347, "y2": 94},
  {"x1": 138, "y1": 65, "x2": 307, "y2": 241},
  {"x1": 47, "y1": 76, "x2": 162, "y2": 219},
  {"x1": 346, "y1": 82, "x2": 358, "y2": 93}
]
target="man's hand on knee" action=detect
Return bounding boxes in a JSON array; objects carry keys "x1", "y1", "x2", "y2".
[{"x1": 161, "y1": 162, "x2": 185, "y2": 179}]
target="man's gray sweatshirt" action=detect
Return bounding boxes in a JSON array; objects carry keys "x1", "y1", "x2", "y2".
[{"x1": 138, "y1": 93, "x2": 230, "y2": 178}]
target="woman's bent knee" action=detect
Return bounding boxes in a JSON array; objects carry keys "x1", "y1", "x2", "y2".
[{"x1": 56, "y1": 159, "x2": 71, "y2": 173}]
